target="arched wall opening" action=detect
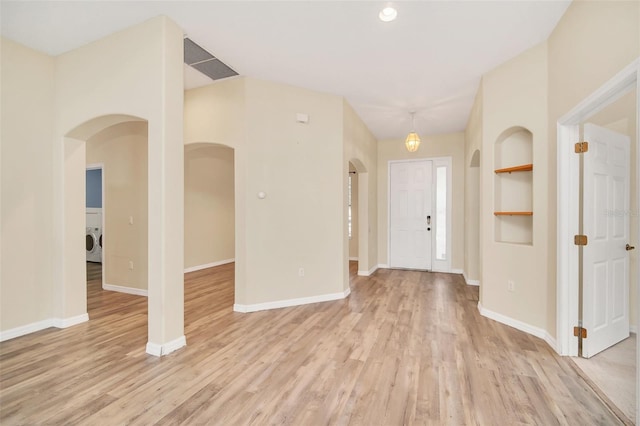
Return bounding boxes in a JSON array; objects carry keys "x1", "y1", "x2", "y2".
[
  {"x1": 85, "y1": 121, "x2": 149, "y2": 297},
  {"x1": 348, "y1": 158, "x2": 372, "y2": 277},
  {"x1": 184, "y1": 142, "x2": 235, "y2": 272},
  {"x1": 63, "y1": 114, "x2": 149, "y2": 338}
]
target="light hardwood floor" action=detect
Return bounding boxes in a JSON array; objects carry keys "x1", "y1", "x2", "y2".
[{"x1": 0, "y1": 262, "x2": 624, "y2": 425}]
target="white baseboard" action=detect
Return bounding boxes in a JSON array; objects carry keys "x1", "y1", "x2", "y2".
[
  {"x1": 378, "y1": 264, "x2": 389, "y2": 269},
  {"x1": 543, "y1": 332, "x2": 559, "y2": 353},
  {"x1": 631, "y1": 325, "x2": 637, "y2": 334},
  {"x1": 478, "y1": 302, "x2": 550, "y2": 342},
  {"x1": 234, "y1": 288, "x2": 351, "y2": 313},
  {"x1": 184, "y1": 258, "x2": 235, "y2": 273},
  {"x1": 348, "y1": 257, "x2": 358, "y2": 261},
  {"x1": 103, "y1": 283, "x2": 148, "y2": 297},
  {"x1": 0, "y1": 319, "x2": 54, "y2": 342},
  {"x1": 52, "y1": 313, "x2": 89, "y2": 329},
  {"x1": 358, "y1": 264, "x2": 379, "y2": 276},
  {"x1": 450, "y1": 268, "x2": 464, "y2": 274},
  {"x1": 146, "y1": 335, "x2": 187, "y2": 357},
  {"x1": 0, "y1": 313, "x2": 89, "y2": 342},
  {"x1": 462, "y1": 271, "x2": 480, "y2": 286}
]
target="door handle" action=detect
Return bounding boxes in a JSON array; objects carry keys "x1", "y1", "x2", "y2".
[
  {"x1": 626, "y1": 244, "x2": 635, "y2": 251},
  {"x1": 426, "y1": 215, "x2": 431, "y2": 225}
]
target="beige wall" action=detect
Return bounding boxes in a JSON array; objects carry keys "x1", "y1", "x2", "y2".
[
  {"x1": 343, "y1": 101, "x2": 378, "y2": 276},
  {"x1": 243, "y1": 78, "x2": 345, "y2": 303},
  {"x1": 184, "y1": 79, "x2": 248, "y2": 302},
  {"x1": 55, "y1": 16, "x2": 185, "y2": 350},
  {"x1": 470, "y1": 0, "x2": 639, "y2": 337},
  {"x1": 547, "y1": 0, "x2": 640, "y2": 335},
  {"x1": 184, "y1": 79, "x2": 246, "y2": 148},
  {"x1": 185, "y1": 77, "x2": 354, "y2": 306},
  {"x1": 377, "y1": 132, "x2": 465, "y2": 271},
  {"x1": 0, "y1": 17, "x2": 186, "y2": 349},
  {"x1": 86, "y1": 121, "x2": 148, "y2": 290},
  {"x1": 464, "y1": 85, "x2": 483, "y2": 284},
  {"x1": 480, "y1": 42, "x2": 549, "y2": 329},
  {"x1": 1, "y1": 38, "x2": 55, "y2": 331},
  {"x1": 184, "y1": 144, "x2": 235, "y2": 269}
]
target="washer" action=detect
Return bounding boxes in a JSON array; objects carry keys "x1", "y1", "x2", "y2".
[
  {"x1": 86, "y1": 210, "x2": 102, "y2": 263},
  {"x1": 86, "y1": 226, "x2": 102, "y2": 263}
]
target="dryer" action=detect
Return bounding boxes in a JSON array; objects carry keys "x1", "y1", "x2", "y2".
[
  {"x1": 86, "y1": 227, "x2": 102, "y2": 263},
  {"x1": 86, "y1": 210, "x2": 102, "y2": 263}
]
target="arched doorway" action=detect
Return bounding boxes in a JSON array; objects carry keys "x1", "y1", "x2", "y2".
[
  {"x1": 85, "y1": 120, "x2": 149, "y2": 299},
  {"x1": 60, "y1": 113, "x2": 186, "y2": 357},
  {"x1": 184, "y1": 143, "x2": 235, "y2": 272},
  {"x1": 348, "y1": 158, "x2": 372, "y2": 277}
]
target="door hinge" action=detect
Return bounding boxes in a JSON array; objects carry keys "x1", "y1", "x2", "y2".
[
  {"x1": 574, "y1": 141, "x2": 589, "y2": 153},
  {"x1": 574, "y1": 235, "x2": 588, "y2": 246},
  {"x1": 574, "y1": 326, "x2": 587, "y2": 339}
]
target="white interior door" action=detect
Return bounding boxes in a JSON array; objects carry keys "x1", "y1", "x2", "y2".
[
  {"x1": 389, "y1": 160, "x2": 432, "y2": 270},
  {"x1": 582, "y1": 123, "x2": 631, "y2": 358}
]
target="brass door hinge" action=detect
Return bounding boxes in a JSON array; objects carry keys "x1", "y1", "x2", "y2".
[
  {"x1": 574, "y1": 326, "x2": 587, "y2": 339},
  {"x1": 575, "y1": 142, "x2": 589, "y2": 153},
  {"x1": 574, "y1": 235, "x2": 588, "y2": 246}
]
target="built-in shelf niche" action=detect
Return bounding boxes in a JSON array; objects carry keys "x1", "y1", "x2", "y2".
[{"x1": 494, "y1": 127, "x2": 533, "y2": 245}]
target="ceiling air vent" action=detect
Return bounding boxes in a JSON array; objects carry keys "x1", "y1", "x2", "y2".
[{"x1": 184, "y1": 37, "x2": 238, "y2": 81}]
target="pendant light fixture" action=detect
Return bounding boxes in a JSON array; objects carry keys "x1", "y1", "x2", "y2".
[{"x1": 405, "y1": 111, "x2": 421, "y2": 152}]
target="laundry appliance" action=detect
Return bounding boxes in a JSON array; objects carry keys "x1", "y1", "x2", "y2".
[{"x1": 86, "y1": 211, "x2": 102, "y2": 263}]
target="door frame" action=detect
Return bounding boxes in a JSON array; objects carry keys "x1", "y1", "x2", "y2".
[
  {"x1": 387, "y1": 156, "x2": 453, "y2": 272},
  {"x1": 556, "y1": 58, "x2": 639, "y2": 420},
  {"x1": 86, "y1": 163, "x2": 105, "y2": 292}
]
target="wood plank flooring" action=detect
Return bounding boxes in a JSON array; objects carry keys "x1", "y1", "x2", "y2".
[{"x1": 0, "y1": 262, "x2": 624, "y2": 425}]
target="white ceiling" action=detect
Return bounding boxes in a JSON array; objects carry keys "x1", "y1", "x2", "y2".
[{"x1": 0, "y1": 1, "x2": 571, "y2": 140}]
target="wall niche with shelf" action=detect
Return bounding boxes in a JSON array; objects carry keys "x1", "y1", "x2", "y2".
[{"x1": 494, "y1": 127, "x2": 533, "y2": 245}]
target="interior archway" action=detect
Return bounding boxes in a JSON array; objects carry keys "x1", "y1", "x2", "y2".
[
  {"x1": 348, "y1": 158, "x2": 372, "y2": 277},
  {"x1": 61, "y1": 114, "x2": 149, "y2": 334},
  {"x1": 184, "y1": 142, "x2": 235, "y2": 273}
]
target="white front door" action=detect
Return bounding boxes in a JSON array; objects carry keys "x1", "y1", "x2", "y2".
[
  {"x1": 389, "y1": 160, "x2": 432, "y2": 270},
  {"x1": 582, "y1": 123, "x2": 631, "y2": 358}
]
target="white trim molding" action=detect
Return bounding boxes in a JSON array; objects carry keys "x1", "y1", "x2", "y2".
[
  {"x1": 0, "y1": 319, "x2": 55, "y2": 342},
  {"x1": 462, "y1": 271, "x2": 480, "y2": 286},
  {"x1": 556, "y1": 57, "x2": 640, "y2": 357},
  {"x1": 146, "y1": 335, "x2": 187, "y2": 357},
  {"x1": 103, "y1": 283, "x2": 148, "y2": 297},
  {"x1": 184, "y1": 258, "x2": 235, "y2": 273},
  {"x1": 348, "y1": 257, "x2": 358, "y2": 261},
  {"x1": 478, "y1": 302, "x2": 556, "y2": 351},
  {"x1": 358, "y1": 264, "x2": 379, "y2": 277},
  {"x1": 52, "y1": 313, "x2": 89, "y2": 329},
  {"x1": 234, "y1": 288, "x2": 351, "y2": 313},
  {"x1": 0, "y1": 313, "x2": 89, "y2": 342}
]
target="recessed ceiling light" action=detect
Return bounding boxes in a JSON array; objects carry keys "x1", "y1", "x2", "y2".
[{"x1": 379, "y1": 6, "x2": 398, "y2": 22}]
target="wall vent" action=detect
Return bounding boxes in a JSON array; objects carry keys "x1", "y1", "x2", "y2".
[{"x1": 184, "y1": 38, "x2": 238, "y2": 81}]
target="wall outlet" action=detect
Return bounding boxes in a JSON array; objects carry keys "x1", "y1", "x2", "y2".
[
  {"x1": 298, "y1": 268, "x2": 305, "y2": 277},
  {"x1": 129, "y1": 260, "x2": 134, "y2": 270},
  {"x1": 507, "y1": 280, "x2": 515, "y2": 292}
]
